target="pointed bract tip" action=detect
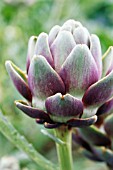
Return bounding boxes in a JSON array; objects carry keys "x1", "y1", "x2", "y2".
[{"x1": 5, "y1": 60, "x2": 12, "y2": 70}]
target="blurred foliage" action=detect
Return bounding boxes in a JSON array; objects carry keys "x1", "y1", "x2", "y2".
[{"x1": 0, "y1": 0, "x2": 113, "y2": 169}]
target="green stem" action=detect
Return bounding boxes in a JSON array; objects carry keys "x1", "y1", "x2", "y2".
[
  {"x1": 0, "y1": 111, "x2": 58, "y2": 170},
  {"x1": 54, "y1": 126, "x2": 73, "y2": 170}
]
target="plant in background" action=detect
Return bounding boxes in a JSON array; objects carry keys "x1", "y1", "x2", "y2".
[
  {"x1": 73, "y1": 113, "x2": 113, "y2": 170},
  {"x1": 5, "y1": 19, "x2": 113, "y2": 170}
]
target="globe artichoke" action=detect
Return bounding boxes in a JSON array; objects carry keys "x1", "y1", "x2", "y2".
[{"x1": 5, "y1": 19, "x2": 113, "y2": 129}]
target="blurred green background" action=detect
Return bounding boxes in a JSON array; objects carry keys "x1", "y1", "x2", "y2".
[{"x1": 0, "y1": 0, "x2": 113, "y2": 169}]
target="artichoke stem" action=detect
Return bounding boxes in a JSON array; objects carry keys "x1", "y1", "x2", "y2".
[{"x1": 54, "y1": 126, "x2": 73, "y2": 170}]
